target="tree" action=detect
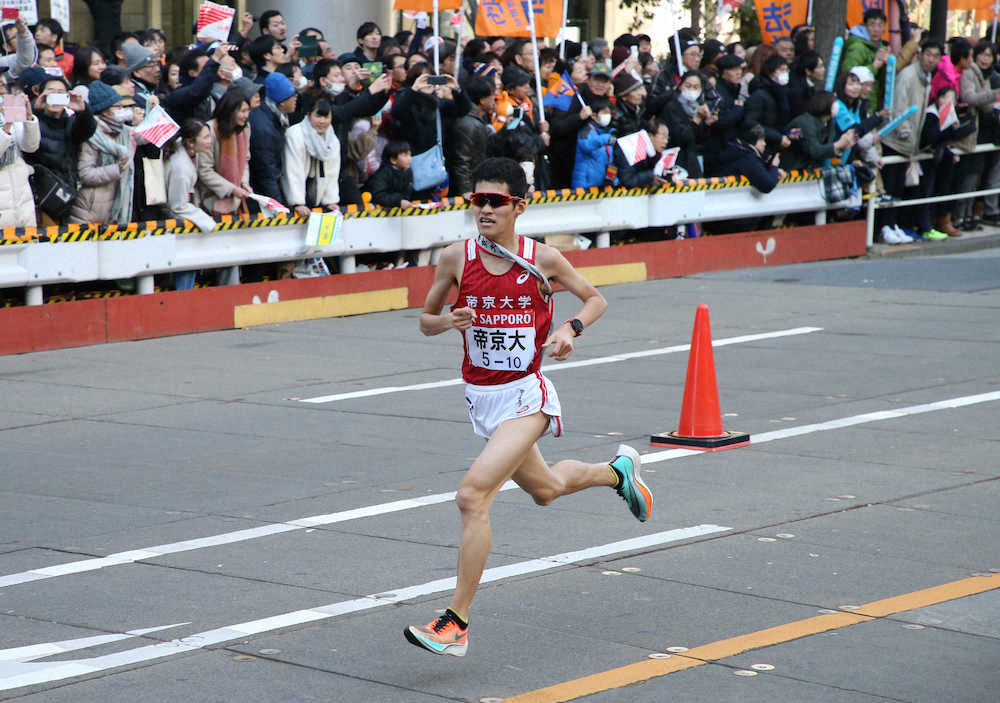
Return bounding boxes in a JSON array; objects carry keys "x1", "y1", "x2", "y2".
[
  {"x1": 928, "y1": 0, "x2": 948, "y2": 42},
  {"x1": 814, "y1": 0, "x2": 848, "y2": 75}
]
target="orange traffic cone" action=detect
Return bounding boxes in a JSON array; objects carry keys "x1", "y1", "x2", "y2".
[{"x1": 651, "y1": 304, "x2": 750, "y2": 450}]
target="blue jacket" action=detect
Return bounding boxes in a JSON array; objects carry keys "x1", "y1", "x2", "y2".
[{"x1": 571, "y1": 122, "x2": 615, "y2": 189}]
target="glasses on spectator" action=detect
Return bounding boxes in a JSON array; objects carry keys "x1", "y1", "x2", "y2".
[{"x1": 470, "y1": 192, "x2": 522, "y2": 208}]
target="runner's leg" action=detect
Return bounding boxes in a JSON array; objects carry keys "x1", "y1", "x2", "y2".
[
  {"x1": 449, "y1": 412, "x2": 550, "y2": 619},
  {"x1": 511, "y1": 444, "x2": 617, "y2": 506}
]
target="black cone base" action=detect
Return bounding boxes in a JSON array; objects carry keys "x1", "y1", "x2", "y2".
[{"x1": 650, "y1": 430, "x2": 750, "y2": 451}]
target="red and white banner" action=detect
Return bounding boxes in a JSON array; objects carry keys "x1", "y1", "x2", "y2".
[
  {"x1": 196, "y1": 1, "x2": 235, "y2": 42},
  {"x1": 617, "y1": 130, "x2": 656, "y2": 166},
  {"x1": 135, "y1": 106, "x2": 179, "y2": 149},
  {"x1": 654, "y1": 148, "x2": 681, "y2": 177},
  {"x1": 248, "y1": 193, "x2": 290, "y2": 214}
]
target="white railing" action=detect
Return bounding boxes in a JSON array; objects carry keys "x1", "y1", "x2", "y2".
[{"x1": 1, "y1": 176, "x2": 839, "y2": 306}]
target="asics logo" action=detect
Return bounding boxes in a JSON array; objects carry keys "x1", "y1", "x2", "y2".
[{"x1": 516, "y1": 271, "x2": 531, "y2": 285}]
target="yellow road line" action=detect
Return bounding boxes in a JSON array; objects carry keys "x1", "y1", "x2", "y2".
[
  {"x1": 507, "y1": 573, "x2": 1000, "y2": 702},
  {"x1": 234, "y1": 288, "x2": 409, "y2": 328}
]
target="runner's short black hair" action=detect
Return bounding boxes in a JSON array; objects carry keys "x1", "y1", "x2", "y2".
[{"x1": 472, "y1": 157, "x2": 528, "y2": 198}]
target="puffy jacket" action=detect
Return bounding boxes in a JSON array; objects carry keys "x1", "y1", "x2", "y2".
[
  {"x1": 248, "y1": 102, "x2": 287, "y2": 202},
  {"x1": 956, "y1": 63, "x2": 997, "y2": 153},
  {"x1": 571, "y1": 121, "x2": 614, "y2": 188},
  {"x1": 703, "y1": 77, "x2": 745, "y2": 175},
  {"x1": 392, "y1": 86, "x2": 471, "y2": 155},
  {"x1": 781, "y1": 113, "x2": 838, "y2": 171},
  {"x1": 546, "y1": 97, "x2": 589, "y2": 187},
  {"x1": 742, "y1": 75, "x2": 790, "y2": 149},
  {"x1": 0, "y1": 118, "x2": 40, "y2": 228},
  {"x1": 164, "y1": 148, "x2": 216, "y2": 233},
  {"x1": 881, "y1": 62, "x2": 932, "y2": 157},
  {"x1": 661, "y1": 94, "x2": 708, "y2": 178},
  {"x1": 365, "y1": 161, "x2": 413, "y2": 208},
  {"x1": 70, "y1": 120, "x2": 125, "y2": 225},
  {"x1": 612, "y1": 99, "x2": 644, "y2": 137},
  {"x1": 25, "y1": 109, "x2": 96, "y2": 183},
  {"x1": 715, "y1": 140, "x2": 780, "y2": 194}
]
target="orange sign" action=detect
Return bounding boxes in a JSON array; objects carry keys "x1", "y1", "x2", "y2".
[
  {"x1": 755, "y1": 0, "x2": 809, "y2": 46},
  {"x1": 474, "y1": 0, "x2": 563, "y2": 39},
  {"x1": 393, "y1": 0, "x2": 462, "y2": 10},
  {"x1": 846, "y1": 0, "x2": 887, "y2": 31}
]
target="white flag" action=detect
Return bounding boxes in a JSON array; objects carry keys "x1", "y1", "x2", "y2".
[
  {"x1": 135, "y1": 106, "x2": 179, "y2": 149},
  {"x1": 616, "y1": 130, "x2": 656, "y2": 166},
  {"x1": 196, "y1": 1, "x2": 235, "y2": 42}
]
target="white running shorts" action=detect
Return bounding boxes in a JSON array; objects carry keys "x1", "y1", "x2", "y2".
[{"x1": 465, "y1": 372, "x2": 563, "y2": 439}]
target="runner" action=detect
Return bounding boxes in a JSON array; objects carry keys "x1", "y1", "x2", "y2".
[{"x1": 404, "y1": 157, "x2": 653, "y2": 657}]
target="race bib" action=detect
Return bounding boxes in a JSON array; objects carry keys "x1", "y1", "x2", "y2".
[{"x1": 465, "y1": 310, "x2": 536, "y2": 372}]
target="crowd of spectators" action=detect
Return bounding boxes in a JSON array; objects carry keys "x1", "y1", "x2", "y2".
[{"x1": 1, "y1": 7, "x2": 999, "y2": 290}]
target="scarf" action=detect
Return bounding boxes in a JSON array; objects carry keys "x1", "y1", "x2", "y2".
[
  {"x1": 475, "y1": 233, "x2": 552, "y2": 299},
  {"x1": 301, "y1": 121, "x2": 337, "y2": 162},
  {"x1": 88, "y1": 119, "x2": 134, "y2": 226},
  {"x1": 677, "y1": 92, "x2": 700, "y2": 118},
  {"x1": 213, "y1": 121, "x2": 249, "y2": 215}
]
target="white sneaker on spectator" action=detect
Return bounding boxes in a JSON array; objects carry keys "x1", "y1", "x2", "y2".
[
  {"x1": 881, "y1": 225, "x2": 902, "y2": 244},
  {"x1": 893, "y1": 225, "x2": 914, "y2": 242}
]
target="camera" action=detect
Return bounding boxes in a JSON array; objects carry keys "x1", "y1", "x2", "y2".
[{"x1": 427, "y1": 75, "x2": 449, "y2": 86}]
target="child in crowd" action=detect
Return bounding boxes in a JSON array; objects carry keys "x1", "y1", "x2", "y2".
[{"x1": 366, "y1": 139, "x2": 414, "y2": 209}]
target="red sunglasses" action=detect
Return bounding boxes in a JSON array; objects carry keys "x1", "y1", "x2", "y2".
[{"x1": 469, "y1": 192, "x2": 522, "y2": 208}]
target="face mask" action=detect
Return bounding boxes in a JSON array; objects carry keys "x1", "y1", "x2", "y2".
[
  {"x1": 295, "y1": 75, "x2": 308, "y2": 90},
  {"x1": 228, "y1": 66, "x2": 243, "y2": 82},
  {"x1": 326, "y1": 80, "x2": 346, "y2": 96},
  {"x1": 597, "y1": 113, "x2": 611, "y2": 127},
  {"x1": 775, "y1": 72, "x2": 790, "y2": 86},
  {"x1": 112, "y1": 107, "x2": 134, "y2": 124},
  {"x1": 681, "y1": 89, "x2": 701, "y2": 102}
]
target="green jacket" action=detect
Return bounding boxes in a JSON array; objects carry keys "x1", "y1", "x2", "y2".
[
  {"x1": 839, "y1": 27, "x2": 886, "y2": 114},
  {"x1": 782, "y1": 113, "x2": 839, "y2": 172}
]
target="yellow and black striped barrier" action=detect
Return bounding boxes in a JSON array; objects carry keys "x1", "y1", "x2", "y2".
[{"x1": 0, "y1": 169, "x2": 822, "y2": 247}]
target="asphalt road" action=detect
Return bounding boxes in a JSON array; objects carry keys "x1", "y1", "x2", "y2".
[{"x1": 1, "y1": 247, "x2": 999, "y2": 702}]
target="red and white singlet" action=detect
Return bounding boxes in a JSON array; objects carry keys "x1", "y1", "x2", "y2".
[{"x1": 455, "y1": 236, "x2": 553, "y2": 386}]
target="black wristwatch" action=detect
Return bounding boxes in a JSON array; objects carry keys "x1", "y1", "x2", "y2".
[{"x1": 567, "y1": 318, "x2": 584, "y2": 337}]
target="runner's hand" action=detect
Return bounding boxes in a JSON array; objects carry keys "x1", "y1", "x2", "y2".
[
  {"x1": 450, "y1": 306, "x2": 476, "y2": 331},
  {"x1": 543, "y1": 327, "x2": 575, "y2": 361}
]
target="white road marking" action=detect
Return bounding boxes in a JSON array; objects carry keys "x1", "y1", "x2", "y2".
[
  {"x1": 0, "y1": 525, "x2": 730, "y2": 692},
  {"x1": 299, "y1": 326, "x2": 824, "y2": 403},
  {"x1": 3, "y1": 389, "x2": 999, "y2": 592}
]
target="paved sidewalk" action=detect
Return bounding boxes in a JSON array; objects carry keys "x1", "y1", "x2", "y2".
[{"x1": 868, "y1": 222, "x2": 1000, "y2": 258}]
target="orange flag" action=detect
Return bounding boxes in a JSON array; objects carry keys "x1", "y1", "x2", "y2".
[
  {"x1": 755, "y1": 0, "x2": 808, "y2": 45},
  {"x1": 475, "y1": 0, "x2": 563, "y2": 39},
  {"x1": 393, "y1": 0, "x2": 462, "y2": 10},
  {"x1": 846, "y1": 0, "x2": 888, "y2": 30}
]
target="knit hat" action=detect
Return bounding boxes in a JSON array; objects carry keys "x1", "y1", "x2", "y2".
[
  {"x1": 613, "y1": 71, "x2": 642, "y2": 97},
  {"x1": 716, "y1": 54, "x2": 745, "y2": 71},
  {"x1": 702, "y1": 39, "x2": 725, "y2": 67},
  {"x1": 88, "y1": 80, "x2": 123, "y2": 113},
  {"x1": 849, "y1": 65, "x2": 875, "y2": 84},
  {"x1": 264, "y1": 71, "x2": 296, "y2": 103},
  {"x1": 123, "y1": 42, "x2": 156, "y2": 73}
]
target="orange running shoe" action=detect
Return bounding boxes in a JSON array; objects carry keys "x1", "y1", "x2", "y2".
[{"x1": 404, "y1": 609, "x2": 469, "y2": 657}]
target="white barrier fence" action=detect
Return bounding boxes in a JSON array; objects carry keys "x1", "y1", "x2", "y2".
[{"x1": 1, "y1": 177, "x2": 837, "y2": 306}]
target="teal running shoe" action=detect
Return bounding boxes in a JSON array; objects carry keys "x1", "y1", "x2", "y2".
[{"x1": 610, "y1": 444, "x2": 653, "y2": 522}]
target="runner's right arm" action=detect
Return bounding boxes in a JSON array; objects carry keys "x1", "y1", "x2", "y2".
[{"x1": 420, "y1": 243, "x2": 476, "y2": 336}]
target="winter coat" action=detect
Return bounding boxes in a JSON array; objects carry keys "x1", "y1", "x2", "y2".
[
  {"x1": 0, "y1": 118, "x2": 40, "y2": 228},
  {"x1": 164, "y1": 148, "x2": 217, "y2": 233},
  {"x1": 788, "y1": 72, "x2": 817, "y2": 118},
  {"x1": 281, "y1": 120, "x2": 341, "y2": 209},
  {"x1": 840, "y1": 25, "x2": 887, "y2": 113},
  {"x1": 571, "y1": 121, "x2": 615, "y2": 189},
  {"x1": 365, "y1": 161, "x2": 413, "y2": 208},
  {"x1": 882, "y1": 62, "x2": 932, "y2": 157},
  {"x1": 546, "y1": 98, "x2": 589, "y2": 187},
  {"x1": 661, "y1": 94, "x2": 708, "y2": 178},
  {"x1": 70, "y1": 120, "x2": 127, "y2": 224},
  {"x1": 781, "y1": 113, "x2": 838, "y2": 171},
  {"x1": 196, "y1": 120, "x2": 252, "y2": 214},
  {"x1": 715, "y1": 140, "x2": 781, "y2": 194},
  {"x1": 612, "y1": 99, "x2": 644, "y2": 138},
  {"x1": 742, "y1": 75, "x2": 791, "y2": 149},
  {"x1": 449, "y1": 111, "x2": 496, "y2": 196},
  {"x1": 956, "y1": 63, "x2": 998, "y2": 153},
  {"x1": 248, "y1": 102, "x2": 287, "y2": 202},
  {"x1": 163, "y1": 59, "x2": 220, "y2": 125},
  {"x1": 391, "y1": 86, "x2": 471, "y2": 155},
  {"x1": 25, "y1": 109, "x2": 96, "y2": 184},
  {"x1": 613, "y1": 147, "x2": 660, "y2": 188},
  {"x1": 703, "y1": 77, "x2": 745, "y2": 175}
]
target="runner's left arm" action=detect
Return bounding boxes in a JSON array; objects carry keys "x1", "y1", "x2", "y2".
[{"x1": 539, "y1": 246, "x2": 607, "y2": 361}]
